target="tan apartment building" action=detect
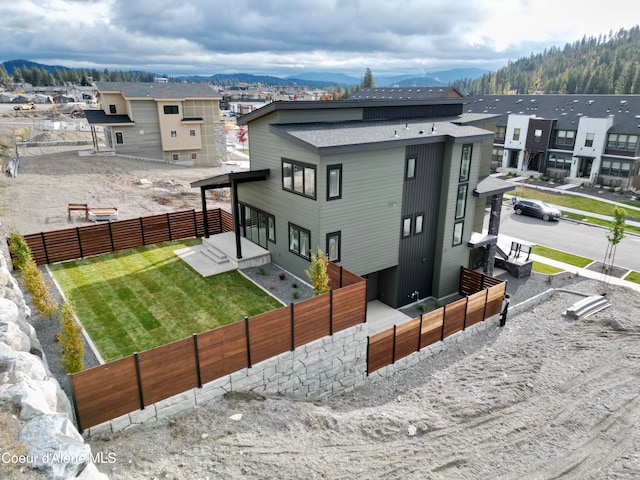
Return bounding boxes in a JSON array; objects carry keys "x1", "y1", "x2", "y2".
[{"x1": 85, "y1": 82, "x2": 225, "y2": 166}]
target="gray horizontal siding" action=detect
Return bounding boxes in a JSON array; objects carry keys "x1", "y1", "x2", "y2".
[{"x1": 115, "y1": 101, "x2": 162, "y2": 159}]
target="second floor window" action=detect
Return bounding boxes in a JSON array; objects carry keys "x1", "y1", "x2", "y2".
[
  {"x1": 282, "y1": 160, "x2": 316, "y2": 199},
  {"x1": 607, "y1": 134, "x2": 638, "y2": 151},
  {"x1": 534, "y1": 129, "x2": 543, "y2": 142},
  {"x1": 459, "y1": 145, "x2": 472, "y2": 182},
  {"x1": 109, "y1": 104, "x2": 116, "y2": 114},
  {"x1": 555, "y1": 130, "x2": 575, "y2": 146},
  {"x1": 585, "y1": 133, "x2": 595, "y2": 147},
  {"x1": 163, "y1": 105, "x2": 179, "y2": 114},
  {"x1": 327, "y1": 164, "x2": 342, "y2": 200},
  {"x1": 495, "y1": 126, "x2": 506, "y2": 141},
  {"x1": 513, "y1": 128, "x2": 521, "y2": 141}
]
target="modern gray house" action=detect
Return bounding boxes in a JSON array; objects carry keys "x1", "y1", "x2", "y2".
[{"x1": 193, "y1": 94, "x2": 513, "y2": 308}]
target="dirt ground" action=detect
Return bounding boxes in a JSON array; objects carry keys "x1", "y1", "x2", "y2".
[{"x1": 1, "y1": 132, "x2": 639, "y2": 479}]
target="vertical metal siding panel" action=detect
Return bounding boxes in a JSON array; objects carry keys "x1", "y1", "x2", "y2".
[{"x1": 396, "y1": 143, "x2": 444, "y2": 306}]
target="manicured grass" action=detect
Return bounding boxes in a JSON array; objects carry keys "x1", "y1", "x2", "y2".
[
  {"x1": 531, "y1": 262, "x2": 564, "y2": 274},
  {"x1": 512, "y1": 186, "x2": 640, "y2": 221},
  {"x1": 50, "y1": 239, "x2": 283, "y2": 362},
  {"x1": 531, "y1": 245, "x2": 593, "y2": 268},
  {"x1": 624, "y1": 271, "x2": 640, "y2": 285}
]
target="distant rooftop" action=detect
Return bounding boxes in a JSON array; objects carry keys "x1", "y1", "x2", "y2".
[
  {"x1": 349, "y1": 87, "x2": 464, "y2": 100},
  {"x1": 94, "y1": 81, "x2": 221, "y2": 99}
]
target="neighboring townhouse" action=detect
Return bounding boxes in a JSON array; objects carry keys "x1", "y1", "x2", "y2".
[
  {"x1": 465, "y1": 95, "x2": 640, "y2": 191},
  {"x1": 85, "y1": 82, "x2": 225, "y2": 166},
  {"x1": 193, "y1": 94, "x2": 513, "y2": 308}
]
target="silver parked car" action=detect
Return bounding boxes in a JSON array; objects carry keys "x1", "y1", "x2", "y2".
[{"x1": 512, "y1": 199, "x2": 562, "y2": 221}]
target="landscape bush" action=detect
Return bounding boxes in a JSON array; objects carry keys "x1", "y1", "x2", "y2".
[
  {"x1": 21, "y1": 257, "x2": 59, "y2": 319},
  {"x1": 57, "y1": 301, "x2": 85, "y2": 374}
]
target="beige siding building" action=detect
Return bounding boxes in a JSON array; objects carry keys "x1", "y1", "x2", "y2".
[{"x1": 85, "y1": 82, "x2": 225, "y2": 166}]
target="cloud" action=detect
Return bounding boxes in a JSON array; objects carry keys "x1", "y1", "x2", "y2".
[{"x1": 0, "y1": 0, "x2": 637, "y2": 77}]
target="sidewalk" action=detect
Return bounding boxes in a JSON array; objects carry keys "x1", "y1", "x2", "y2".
[{"x1": 497, "y1": 233, "x2": 640, "y2": 293}]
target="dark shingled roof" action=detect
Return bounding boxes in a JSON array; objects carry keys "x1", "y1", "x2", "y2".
[
  {"x1": 270, "y1": 116, "x2": 493, "y2": 154},
  {"x1": 465, "y1": 94, "x2": 640, "y2": 134},
  {"x1": 94, "y1": 81, "x2": 221, "y2": 99},
  {"x1": 349, "y1": 86, "x2": 464, "y2": 100},
  {"x1": 84, "y1": 109, "x2": 133, "y2": 125}
]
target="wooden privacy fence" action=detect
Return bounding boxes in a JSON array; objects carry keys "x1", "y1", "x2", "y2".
[
  {"x1": 368, "y1": 269, "x2": 506, "y2": 375},
  {"x1": 9, "y1": 208, "x2": 233, "y2": 266},
  {"x1": 70, "y1": 272, "x2": 367, "y2": 431}
]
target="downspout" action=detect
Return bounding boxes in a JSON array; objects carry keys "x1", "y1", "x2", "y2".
[
  {"x1": 231, "y1": 179, "x2": 243, "y2": 259},
  {"x1": 200, "y1": 187, "x2": 209, "y2": 238}
]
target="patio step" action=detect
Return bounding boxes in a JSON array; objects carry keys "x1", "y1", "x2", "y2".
[
  {"x1": 564, "y1": 295, "x2": 611, "y2": 320},
  {"x1": 201, "y1": 245, "x2": 230, "y2": 264}
]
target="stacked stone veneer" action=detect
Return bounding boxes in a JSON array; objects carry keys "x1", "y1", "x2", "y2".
[{"x1": 0, "y1": 250, "x2": 107, "y2": 480}]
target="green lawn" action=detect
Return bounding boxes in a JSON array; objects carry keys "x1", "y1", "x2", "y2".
[
  {"x1": 561, "y1": 211, "x2": 640, "y2": 235},
  {"x1": 531, "y1": 245, "x2": 593, "y2": 268},
  {"x1": 624, "y1": 271, "x2": 640, "y2": 285},
  {"x1": 50, "y1": 239, "x2": 283, "y2": 362},
  {"x1": 531, "y1": 261, "x2": 564, "y2": 274}
]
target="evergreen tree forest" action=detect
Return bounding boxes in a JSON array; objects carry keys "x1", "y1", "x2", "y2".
[{"x1": 452, "y1": 26, "x2": 640, "y2": 95}]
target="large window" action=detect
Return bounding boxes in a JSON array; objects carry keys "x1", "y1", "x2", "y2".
[
  {"x1": 585, "y1": 133, "x2": 595, "y2": 147},
  {"x1": 289, "y1": 223, "x2": 310, "y2": 260},
  {"x1": 242, "y1": 204, "x2": 273, "y2": 248},
  {"x1": 607, "y1": 134, "x2": 638, "y2": 151},
  {"x1": 163, "y1": 105, "x2": 179, "y2": 114},
  {"x1": 327, "y1": 164, "x2": 342, "y2": 200},
  {"x1": 547, "y1": 153, "x2": 572, "y2": 170},
  {"x1": 459, "y1": 144, "x2": 472, "y2": 181},
  {"x1": 555, "y1": 130, "x2": 575, "y2": 146},
  {"x1": 326, "y1": 231, "x2": 341, "y2": 262},
  {"x1": 600, "y1": 160, "x2": 632, "y2": 178},
  {"x1": 282, "y1": 160, "x2": 316, "y2": 199}
]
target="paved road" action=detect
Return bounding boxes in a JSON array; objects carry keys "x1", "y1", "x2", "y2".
[{"x1": 495, "y1": 204, "x2": 640, "y2": 272}]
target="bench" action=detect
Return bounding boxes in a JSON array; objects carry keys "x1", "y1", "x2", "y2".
[{"x1": 68, "y1": 203, "x2": 89, "y2": 220}]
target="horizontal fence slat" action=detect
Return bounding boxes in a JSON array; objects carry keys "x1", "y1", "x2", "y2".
[
  {"x1": 332, "y1": 282, "x2": 367, "y2": 331},
  {"x1": 293, "y1": 294, "x2": 330, "y2": 347},
  {"x1": 443, "y1": 297, "x2": 467, "y2": 338},
  {"x1": 394, "y1": 318, "x2": 421, "y2": 362},
  {"x1": 137, "y1": 337, "x2": 199, "y2": 406},
  {"x1": 420, "y1": 309, "x2": 445, "y2": 347},
  {"x1": 465, "y1": 290, "x2": 488, "y2": 327},
  {"x1": 248, "y1": 309, "x2": 292, "y2": 364},
  {"x1": 197, "y1": 322, "x2": 249, "y2": 383},
  {"x1": 367, "y1": 329, "x2": 395, "y2": 374},
  {"x1": 71, "y1": 356, "x2": 140, "y2": 430}
]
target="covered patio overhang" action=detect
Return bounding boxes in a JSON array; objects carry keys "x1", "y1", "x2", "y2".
[
  {"x1": 190, "y1": 169, "x2": 270, "y2": 259},
  {"x1": 472, "y1": 176, "x2": 515, "y2": 276}
]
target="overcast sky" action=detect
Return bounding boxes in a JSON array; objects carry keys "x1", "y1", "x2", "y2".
[{"x1": 1, "y1": 0, "x2": 637, "y2": 78}]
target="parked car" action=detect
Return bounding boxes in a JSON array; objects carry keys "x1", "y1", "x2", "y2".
[{"x1": 512, "y1": 199, "x2": 562, "y2": 221}]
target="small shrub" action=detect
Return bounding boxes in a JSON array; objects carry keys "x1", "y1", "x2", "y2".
[
  {"x1": 418, "y1": 302, "x2": 427, "y2": 313},
  {"x1": 58, "y1": 302, "x2": 84, "y2": 374},
  {"x1": 278, "y1": 272, "x2": 286, "y2": 281},
  {"x1": 546, "y1": 275, "x2": 553, "y2": 283},
  {"x1": 7, "y1": 232, "x2": 31, "y2": 271},
  {"x1": 22, "y1": 259, "x2": 59, "y2": 319},
  {"x1": 434, "y1": 299, "x2": 443, "y2": 309},
  {"x1": 256, "y1": 266, "x2": 266, "y2": 276},
  {"x1": 305, "y1": 248, "x2": 330, "y2": 296},
  {"x1": 292, "y1": 289, "x2": 299, "y2": 300},
  {"x1": 291, "y1": 282, "x2": 298, "y2": 289}
]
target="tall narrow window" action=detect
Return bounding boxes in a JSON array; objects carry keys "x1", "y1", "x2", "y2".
[
  {"x1": 455, "y1": 185, "x2": 468, "y2": 219},
  {"x1": 327, "y1": 164, "x2": 342, "y2": 200},
  {"x1": 453, "y1": 222, "x2": 464, "y2": 246},
  {"x1": 406, "y1": 157, "x2": 416, "y2": 179},
  {"x1": 115, "y1": 132, "x2": 123, "y2": 144},
  {"x1": 170, "y1": 130, "x2": 177, "y2": 137},
  {"x1": 326, "y1": 231, "x2": 341, "y2": 262},
  {"x1": 415, "y1": 214, "x2": 424, "y2": 235},
  {"x1": 190, "y1": 129, "x2": 196, "y2": 137},
  {"x1": 402, "y1": 217, "x2": 411, "y2": 237},
  {"x1": 267, "y1": 214, "x2": 276, "y2": 243},
  {"x1": 109, "y1": 104, "x2": 116, "y2": 114},
  {"x1": 459, "y1": 145, "x2": 472, "y2": 181}
]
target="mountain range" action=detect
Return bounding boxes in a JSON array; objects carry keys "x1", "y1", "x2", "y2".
[{"x1": 1, "y1": 59, "x2": 488, "y2": 88}]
